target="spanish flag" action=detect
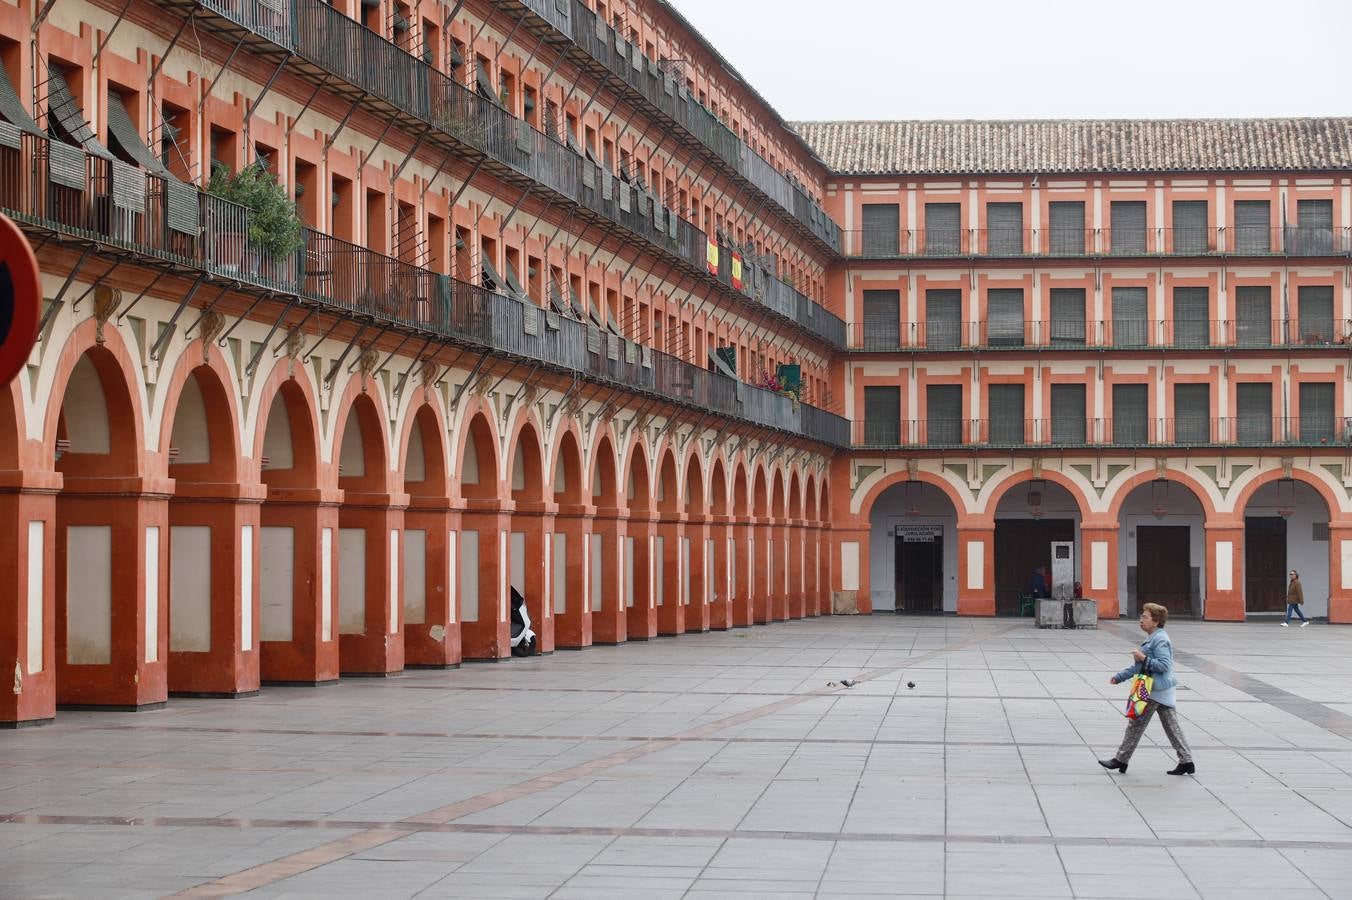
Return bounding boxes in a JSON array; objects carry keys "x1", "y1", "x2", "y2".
[
  {"x1": 706, "y1": 236, "x2": 719, "y2": 275},
  {"x1": 730, "y1": 251, "x2": 743, "y2": 291}
]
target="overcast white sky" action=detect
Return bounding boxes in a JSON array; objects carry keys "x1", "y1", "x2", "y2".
[{"x1": 667, "y1": 0, "x2": 1352, "y2": 122}]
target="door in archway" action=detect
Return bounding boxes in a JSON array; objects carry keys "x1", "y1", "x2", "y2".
[
  {"x1": 994, "y1": 519, "x2": 1074, "y2": 615},
  {"x1": 895, "y1": 534, "x2": 943, "y2": 613},
  {"x1": 1136, "y1": 525, "x2": 1191, "y2": 614},
  {"x1": 1245, "y1": 517, "x2": 1286, "y2": 613}
]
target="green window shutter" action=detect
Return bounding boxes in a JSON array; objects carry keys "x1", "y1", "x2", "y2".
[
  {"x1": 1048, "y1": 201, "x2": 1085, "y2": 255},
  {"x1": 1296, "y1": 285, "x2": 1335, "y2": 343},
  {"x1": 1050, "y1": 384, "x2": 1086, "y2": 445},
  {"x1": 924, "y1": 203, "x2": 961, "y2": 256},
  {"x1": 1049, "y1": 288, "x2": 1086, "y2": 345},
  {"x1": 1299, "y1": 382, "x2": 1336, "y2": 442},
  {"x1": 986, "y1": 202, "x2": 1023, "y2": 255},
  {"x1": 926, "y1": 384, "x2": 963, "y2": 446},
  {"x1": 925, "y1": 289, "x2": 961, "y2": 349},
  {"x1": 1234, "y1": 285, "x2": 1271, "y2": 346},
  {"x1": 1235, "y1": 382, "x2": 1272, "y2": 443},
  {"x1": 863, "y1": 386, "x2": 901, "y2": 446},
  {"x1": 861, "y1": 289, "x2": 900, "y2": 349},
  {"x1": 1172, "y1": 200, "x2": 1208, "y2": 254},
  {"x1": 1112, "y1": 383, "x2": 1148, "y2": 445},
  {"x1": 988, "y1": 384, "x2": 1025, "y2": 444},
  {"x1": 861, "y1": 204, "x2": 900, "y2": 255},
  {"x1": 1112, "y1": 287, "x2": 1148, "y2": 346},
  {"x1": 1233, "y1": 200, "x2": 1270, "y2": 254},
  {"x1": 987, "y1": 288, "x2": 1024, "y2": 347},
  {"x1": 1173, "y1": 383, "x2": 1211, "y2": 444},
  {"x1": 1109, "y1": 201, "x2": 1146, "y2": 254},
  {"x1": 1172, "y1": 287, "x2": 1209, "y2": 347}
]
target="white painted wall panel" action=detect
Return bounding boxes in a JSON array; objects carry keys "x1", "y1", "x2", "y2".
[
  {"x1": 447, "y1": 531, "x2": 457, "y2": 623},
  {"x1": 681, "y1": 537, "x2": 690, "y2": 605},
  {"x1": 1091, "y1": 541, "x2": 1108, "y2": 592},
  {"x1": 966, "y1": 540, "x2": 984, "y2": 591},
  {"x1": 388, "y1": 529, "x2": 399, "y2": 634},
  {"x1": 66, "y1": 526, "x2": 111, "y2": 664},
  {"x1": 553, "y1": 533, "x2": 567, "y2": 614},
  {"x1": 320, "y1": 528, "x2": 333, "y2": 641},
  {"x1": 841, "y1": 541, "x2": 860, "y2": 592},
  {"x1": 144, "y1": 526, "x2": 158, "y2": 663},
  {"x1": 241, "y1": 526, "x2": 253, "y2": 651},
  {"x1": 170, "y1": 526, "x2": 212, "y2": 652},
  {"x1": 510, "y1": 532, "x2": 525, "y2": 594},
  {"x1": 1216, "y1": 540, "x2": 1233, "y2": 592},
  {"x1": 624, "y1": 535, "x2": 634, "y2": 608},
  {"x1": 460, "y1": 530, "x2": 479, "y2": 622},
  {"x1": 590, "y1": 533, "x2": 603, "y2": 612},
  {"x1": 338, "y1": 528, "x2": 366, "y2": 634},
  {"x1": 403, "y1": 529, "x2": 426, "y2": 625},
  {"x1": 654, "y1": 535, "x2": 665, "y2": 606},
  {"x1": 26, "y1": 521, "x2": 43, "y2": 673},
  {"x1": 260, "y1": 526, "x2": 294, "y2": 642}
]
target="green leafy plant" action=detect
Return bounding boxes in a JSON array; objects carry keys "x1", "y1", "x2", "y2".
[{"x1": 207, "y1": 162, "x2": 303, "y2": 262}]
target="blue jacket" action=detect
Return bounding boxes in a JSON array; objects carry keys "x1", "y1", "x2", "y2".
[{"x1": 1112, "y1": 628, "x2": 1178, "y2": 707}]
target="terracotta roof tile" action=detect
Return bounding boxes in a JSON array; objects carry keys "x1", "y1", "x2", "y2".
[{"x1": 789, "y1": 119, "x2": 1352, "y2": 176}]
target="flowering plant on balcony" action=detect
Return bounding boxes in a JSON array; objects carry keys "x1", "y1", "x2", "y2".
[{"x1": 207, "y1": 161, "x2": 304, "y2": 262}]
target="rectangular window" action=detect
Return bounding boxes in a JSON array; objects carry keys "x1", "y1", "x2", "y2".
[
  {"x1": 1048, "y1": 201, "x2": 1085, "y2": 255},
  {"x1": 861, "y1": 289, "x2": 900, "y2": 349},
  {"x1": 1173, "y1": 383, "x2": 1211, "y2": 444},
  {"x1": 1291, "y1": 199, "x2": 1336, "y2": 255},
  {"x1": 1109, "y1": 201, "x2": 1147, "y2": 255},
  {"x1": 1049, "y1": 288, "x2": 1086, "y2": 345},
  {"x1": 1232, "y1": 200, "x2": 1271, "y2": 254},
  {"x1": 1296, "y1": 285, "x2": 1335, "y2": 344},
  {"x1": 1050, "y1": 384, "x2": 1086, "y2": 445},
  {"x1": 924, "y1": 203, "x2": 961, "y2": 256},
  {"x1": 1236, "y1": 382, "x2": 1273, "y2": 444},
  {"x1": 1112, "y1": 384, "x2": 1148, "y2": 445},
  {"x1": 1172, "y1": 200, "x2": 1208, "y2": 254},
  {"x1": 1112, "y1": 286, "x2": 1148, "y2": 346},
  {"x1": 1233, "y1": 285, "x2": 1272, "y2": 346},
  {"x1": 988, "y1": 384, "x2": 1025, "y2": 445},
  {"x1": 925, "y1": 289, "x2": 962, "y2": 350},
  {"x1": 1172, "y1": 286, "x2": 1209, "y2": 347},
  {"x1": 926, "y1": 384, "x2": 963, "y2": 446},
  {"x1": 861, "y1": 203, "x2": 900, "y2": 255},
  {"x1": 863, "y1": 386, "x2": 901, "y2": 446},
  {"x1": 986, "y1": 288, "x2": 1025, "y2": 347},
  {"x1": 1299, "y1": 382, "x2": 1336, "y2": 442},
  {"x1": 986, "y1": 202, "x2": 1024, "y2": 255}
]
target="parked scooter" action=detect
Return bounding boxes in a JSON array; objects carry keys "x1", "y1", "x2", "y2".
[{"x1": 510, "y1": 587, "x2": 537, "y2": 657}]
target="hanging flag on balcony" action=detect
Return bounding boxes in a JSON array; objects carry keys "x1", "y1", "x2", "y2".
[
  {"x1": 706, "y1": 236, "x2": 719, "y2": 275},
  {"x1": 730, "y1": 251, "x2": 744, "y2": 291}
]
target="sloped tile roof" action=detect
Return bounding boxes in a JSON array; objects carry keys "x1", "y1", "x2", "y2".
[{"x1": 790, "y1": 119, "x2": 1352, "y2": 176}]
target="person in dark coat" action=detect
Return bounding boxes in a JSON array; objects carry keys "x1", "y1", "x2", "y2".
[
  {"x1": 1027, "y1": 566, "x2": 1050, "y2": 599},
  {"x1": 1282, "y1": 570, "x2": 1309, "y2": 627}
]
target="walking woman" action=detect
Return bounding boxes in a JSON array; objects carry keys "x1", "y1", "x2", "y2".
[
  {"x1": 1098, "y1": 602, "x2": 1196, "y2": 775},
  {"x1": 1281, "y1": 570, "x2": 1309, "y2": 627}
]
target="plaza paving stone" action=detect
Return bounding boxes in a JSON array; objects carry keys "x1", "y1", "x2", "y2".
[{"x1": 2, "y1": 616, "x2": 1352, "y2": 898}]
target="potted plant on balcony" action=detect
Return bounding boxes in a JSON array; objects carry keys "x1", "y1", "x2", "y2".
[{"x1": 207, "y1": 161, "x2": 304, "y2": 273}]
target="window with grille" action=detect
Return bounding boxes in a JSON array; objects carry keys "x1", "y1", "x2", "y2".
[
  {"x1": 925, "y1": 289, "x2": 962, "y2": 349},
  {"x1": 1233, "y1": 200, "x2": 1271, "y2": 254},
  {"x1": 861, "y1": 290, "x2": 901, "y2": 350},
  {"x1": 924, "y1": 203, "x2": 961, "y2": 256},
  {"x1": 862, "y1": 204, "x2": 900, "y2": 255},
  {"x1": 1048, "y1": 201, "x2": 1085, "y2": 255},
  {"x1": 1112, "y1": 287, "x2": 1148, "y2": 346},
  {"x1": 987, "y1": 289, "x2": 1025, "y2": 347},
  {"x1": 1050, "y1": 384, "x2": 1086, "y2": 445},
  {"x1": 926, "y1": 384, "x2": 963, "y2": 446},
  {"x1": 1049, "y1": 288, "x2": 1086, "y2": 345},
  {"x1": 1290, "y1": 199, "x2": 1335, "y2": 255},
  {"x1": 1112, "y1": 384, "x2": 1148, "y2": 445},
  {"x1": 1172, "y1": 287, "x2": 1209, "y2": 347},
  {"x1": 1172, "y1": 200, "x2": 1208, "y2": 254},
  {"x1": 988, "y1": 384, "x2": 1025, "y2": 444},
  {"x1": 1297, "y1": 285, "x2": 1335, "y2": 343},
  {"x1": 1173, "y1": 383, "x2": 1211, "y2": 444},
  {"x1": 1299, "y1": 382, "x2": 1336, "y2": 442},
  {"x1": 986, "y1": 202, "x2": 1023, "y2": 255},
  {"x1": 863, "y1": 386, "x2": 901, "y2": 446},
  {"x1": 1235, "y1": 383, "x2": 1273, "y2": 443},
  {"x1": 1110, "y1": 201, "x2": 1147, "y2": 254},
  {"x1": 1234, "y1": 285, "x2": 1271, "y2": 346}
]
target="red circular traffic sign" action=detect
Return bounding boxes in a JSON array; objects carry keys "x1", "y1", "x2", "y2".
[{"x1": 0, "y1": 213, "x2": 40, "y2": 387}]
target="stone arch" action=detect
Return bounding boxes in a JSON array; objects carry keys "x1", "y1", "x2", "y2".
[
  {"x1": 1232, "y1": 468, "x2": 1337, "y2": 620},
  {"x1": 1114, "y1": 475, "x2": 1211, "y2": 618},
  {"x1": 1230, "y1": 467, "x2": 1343, "y2": 522},
  {"x1": 46, "y1": 328, "x2": 144, "y2": 477},
  {"x1": 1105, "y1": 468, "x2": 1220, "y2": 523},
  {"x1": 710, "y1": 458, "x2": 728, "y2": 517},
  {"x1": 684, "y1": 452, "x2": 705, "y2": 516},
  {"x1": 507, "y1": 416, "x2": 546, "y2": 505},
  {"x1": 655, "y1": 447, "x2": 679, "y2": 515},
  {"x1": 401, "y1": 400, "x2": 451, "y2": 499},
  {"x1": 158, "y1": 348, "x2": 242, "y2": 483},
  {"x1": 752, "y1": 465, "x2": 769, "y2": 518},
  {"x1": 334, "y1": 391, "x2": 391, "y2": 492},
  {"x1": 0, "y1": 376, "x2": 23, "y2": 470},
  {"x1": 625, "y1": 439, "x2": 651, "y2": 514},
  {"x1": 457, "y1": 411, "x2": 499, "y2": 502},
  {"x1": 591, "y1": 432, "x2": 619, "y2": 508},
  {"x1": 771, "y1": 468, "x2": 786, "y2": 519},
  {"x1": 986, "y1": 471, "x2": 1088, "y2": 616},
  {"x1": 856, "y1": 469, "x2": 969, "y2": 526},
  {"x1": 551, "y1": 426, "x2": 584, "y2": 507},
  {"x1": 733, "y1": 461, "x2": 750, "y2": 517},
  {"x1": 804, "y1": 473, "x2": 818, "y2": 524},
  {"x1": 252, "y1": 363, "x2": 322, "y2": 490},
  {"x1": 981, "y1": 468, "x2": 1092, "y2": 529},
  {"x1": 789, "y1": 471, "x2": 802, "y2": 521}
]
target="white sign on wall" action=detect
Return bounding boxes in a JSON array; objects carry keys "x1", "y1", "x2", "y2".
[{"x1": 895, "y1": 525, "x2": 943, "y2": 543}]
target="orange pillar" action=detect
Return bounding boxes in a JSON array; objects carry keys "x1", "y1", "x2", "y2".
[
  {"x1": 336, "y1": 491, "x2": 407, "y2": 673},
  {"x1": 753, "y1": 516, "x2": 772, "y2": 623},
  {"x1": 686, "y1": 513, "x2": 710, "y2": 633},
  {"x1": 552, "y1": 503, "x2": 593, "y2": 649},
  {"x1": 511, "y1": 501, "x2": 556, "y2": 654},
  {"x1": 1328, "y1": 522, "x2": 1352, "y2": 623},
  {"x1": 830, "y1": 523, "x2": 871, "y2": 615},
  {"x1": 0, "y1": 470, "x2": 60, "y2": 726},
  {"x1": 167, "y1": 485, "x2": 266, "y2": 696},
  {"x1": 707, "y1": 513, "x2": 733, "y2": 630},
  {"x1": 403, "y1": 501, "x2": 461, "y2": 668},
  {"x1": 788, "y1": 520, "x2": 805, "y2": 618},
  {"x1": 1204, "y1": 522, "x2": 1245, "y2": 621},
  {"x1": 732, "y1": 516, "x2": 754, "y2": 626},
  {"x1": 1079, "y1": 523, "x2": 1120, "y2": 620},
  {"x1": 259, "y1": 489, "x2": 342, "y2": 683},
  {"x1": 460, "y1": 502, "x2": 511, "y2": 660},
  {"x1": 593, "y1": 505, "x2": 633, "y2": 644},
  {"x1": 56, "y1": 482, "x2": 171, "y2": 709},
  {"x1": 956, "y1": 524, "x2": 995, "y2": 616},
  {"x1": 656, "y1": 512, "x2": 685, "y2": 636}
]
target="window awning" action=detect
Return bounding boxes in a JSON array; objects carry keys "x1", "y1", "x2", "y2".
[
  {"x1": 0, "y1": 64, "x2": 40, "y2": 135},
  {"x1": 481, "y1": 255, "x2": 511, "y2": 294},
  {"x1": 567, "y1": 284, "x2": 587, "y2": 320},
  {"x1": 105, "y1": 92, "x2": 168, "y2": 175},
  {"x1": 474, "y1": 60, "x2": 502, "y2": 107},
  {"x1": 46, "y1": 68, "x2": 112, "y2": 160},
  {"x1": 502, "y1": 261, "x2": 529, "y2": 301},
  {"x1": 709, "y1": 347, "x2": 737, "y2": 379}
]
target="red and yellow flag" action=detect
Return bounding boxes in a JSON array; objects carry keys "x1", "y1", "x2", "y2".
[
  {"x1": 706, "y1": 236, "x2": 719, "y2": 275},
  {"x1": 730, "y1": 251, "x2": 743, "y2": 290}
]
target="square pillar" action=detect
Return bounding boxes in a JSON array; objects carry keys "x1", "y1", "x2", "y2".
[
  {"x1": 402, "y1": 501, "x2": 461, "y2": 668},
  {"x1": 656, "y1": 514, "x2": 685, "y2": 636},
  {"x1": 459, "y1": 503, "x2": 511, "y2": 660},
  {"x1": 830, "y1": 525, "x2": 871, "y2": 614},
  {"x1": 0, "y1": 471, "x2": 59, "y2": 726},
  {"x1": 685, "y1": 515, "x2": 710, "y2": 633},
  {"x1": 552, "y1": 506, "x2": 592, "y2": 649},
  {"x1": 957, "y1": 525, "x2": 995, "y2": 616},
  {"x1": 732, "y1": 518, "x2": 754, "y2": 627},
  {"x1": 511, "y1": 501, "x2": 556, "y2": 654},
  {"x1": 337, "y1": 492, "x2": 407, "y2": 673},
  {"x1": 1079, "y1": 524, "x2": 1120, "y2": 620},
  {"x1": 592, "y1": 507, "x2": 633, "y2": 644},
  {"x1": 1328, "y1": 523, "x2": 1352, "y2": 623},
  {"x1": 1204, "y1": 523, "x2": 1245, "y2": 621},
  {"x1": 788, "y1": 522, "x2": 805, "y2": 619},
  {"x1": 259, "y1": 489, "x2": 342, "y2": 683},
  {"x1": 753, "y1": 517, "x2": 773, "y2": 624},
  {"x1": 707, "y1": 515, "x2": 733, "y2": 630}
]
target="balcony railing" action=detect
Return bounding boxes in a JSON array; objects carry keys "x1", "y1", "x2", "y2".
[
  {"x1": 188, "y1": 0, "x2": 844, "y2": 347},
  {"x1": 852, "y1": 417, "x2": 1352, "y2": 449},
  {"x1": 844, "y1": 226, "x2": 1352, "y2": 259},
  {"x1": 1, "y1": 130, "x2": 847, "y2": 446},
  {"x1": 847, "y1": 318, "x2": 1351, "y2": 352}
]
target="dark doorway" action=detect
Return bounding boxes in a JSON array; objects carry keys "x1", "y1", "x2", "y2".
[
  {"x1": 1136, "y1": 525, "x2": 1192, "y2": 615},
  {"x1": 895, "y1": 535, "x2": 943, "y2": 612},
  {"x1": 994, "y1": 519, "x2": 1074, "y2": 615},
  {"x1": 1245, "y1": 517, "x2": 1287, "y2": 613}
]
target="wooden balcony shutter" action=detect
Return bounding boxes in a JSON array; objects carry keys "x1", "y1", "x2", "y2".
[
  {"x1": 1112, "y1": 383, "x2": 1148, "y2": 445},
  {"x1": 861, "y1": 289, "x2": 900, "y2": 349},
  {"x1": 1173, "y1": 383, "x2": 1210, "y2": 444},
  {"x1": 1172, "y1": 200, "x2": 1208, "y2": 254},
  {"x1": 1236, "y1": 382, "x2": 1273, "y2": 443},
  {"x1": 986, "y1": 202, "x2": 1023, "y2": 255},
  {"x1": 861, "y1": 203, "x2": 900, "y2": 255},
  {"x1": 988, "y1": 384, "x2": 1025, "y2": 444},
  {"x1": 926, "y1": 384, "x2": 963, "y2": 446},
  {"x1": 1111, "y1": 287, "x2": 1148, "y2": 346},
  {"x1": 1233, "y1": 200, "x2": 1270, "y2": 253},
  {"x1": 1299, "y1": 382, "x2": 1336, "y2": 442},
  {"x1": 1050, "y1": 384, "x2": 1086, "y2": 445},
  {"x1": 863, "y1": 386, "x2": 901, "y2": 446},
  {"x1": 1297, "y1": 285, "x2": 1335, "y2": 343},
  {"x1": 924, "y1": 203, "x2": 961, "y2": 256},
  {"x1": 925, "y1": 289, "x2": 961, "y2": 349},
  {"x1": 1048, "y1": 201, "x2": 1085, "y2": 255},
  {"x1": 987, "y1": 288, "x2": 1024, "y2": 347},
  {"x1": 1297, "y1": 199, "x2": 1333, "y2": 231},
  {"x1": 1172, "y1": 286, "x2": 1209, "y2": 347},
  {"x1": 1234, "y1": 285, "x2": 1271, "y2": 345},
  {"x1": 1109, "y1": 201, "x2": 1146, "y2": 254},
  {"x1": 1049, "y1": 288, "x2": 1086, "y2": 345},
  {"x1": 0, "y1": 62, "x2": 41, "y2": 135}
]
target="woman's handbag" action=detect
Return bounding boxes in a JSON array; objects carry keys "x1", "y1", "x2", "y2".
[{"x1": 1124, "y1": 669, "x2": 1153, "y2": 718}]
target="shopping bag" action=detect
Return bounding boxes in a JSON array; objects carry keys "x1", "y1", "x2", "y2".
[{"x1": 1124, "y1": 673, "x2": 1153, "y2": 718}]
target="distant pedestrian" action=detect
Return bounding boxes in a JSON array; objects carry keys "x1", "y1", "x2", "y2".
[
  {"x1": 1281, "y1": 570, "x2": 1309, "y2": 627},
  {"x1": 1098, "y1": 603, "x2": 1195, "y2": 776},
  {"x1": 1028, "y1": 566, "x2": 1050, "y2": 599}
]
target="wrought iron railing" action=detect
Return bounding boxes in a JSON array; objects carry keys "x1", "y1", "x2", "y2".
[
  {"x1": 851, "y1": 417, "x2": 1352, "y2": 449},
  {"x1": 847, "y1": 318, "x2": 1351, "y2": 351},
  {"x1": 0, "y1": 130, "x2": 847, "y2": 446}
]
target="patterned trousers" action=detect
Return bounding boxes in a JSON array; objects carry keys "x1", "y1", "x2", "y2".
[{"x1": 1116, "y1": 700, "x2": 1193, "y2": 764}]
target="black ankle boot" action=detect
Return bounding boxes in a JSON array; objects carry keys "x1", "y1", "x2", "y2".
[
  {"x1": 1167, "y1": 761, "x2": 1196, "y2": 775},
  {"x1": 1098, "y1": 758, "x2": 1127, "y2": 773}
]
